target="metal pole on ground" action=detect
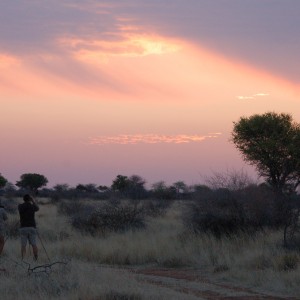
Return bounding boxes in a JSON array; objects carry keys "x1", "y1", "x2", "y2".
[{"x1": 37, "y1": 231, "x2": 51, "y2": 263}]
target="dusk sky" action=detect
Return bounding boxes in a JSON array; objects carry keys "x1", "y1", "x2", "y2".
[{"x1": 1, "y1": 1, "x2": 300, "y2": 188}]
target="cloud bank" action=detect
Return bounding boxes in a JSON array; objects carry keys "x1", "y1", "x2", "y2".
[{"x1": 0, "y1": 0, "x2": 299, "y2": 83}]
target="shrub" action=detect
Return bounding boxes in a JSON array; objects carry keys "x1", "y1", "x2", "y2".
[
  {"x1": 5, "y1": 219, "x2": 20, "y2": 238},
  {"x1": 275, "y1": 253, "x2": 299, "y2": 271},
  {"x1": 183, "y1": 190, "x2": 246, "y2": 237},
  {"x1": 142, "y1": 199, "x2": 173, "y2": 217},
  {"x1": 58, "y1": 200, "x2": 91, "y2": 217},
  {"x1": 183, "y1": 184, "x2": 283, "y2": 237},
  {"x1": 1, "y1": 198, "x2": 18, "y2": 214},
  {"x1": 71, "y1": 200, "x2": 146, "y2": 235}
]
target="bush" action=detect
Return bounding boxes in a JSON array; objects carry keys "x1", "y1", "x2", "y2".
[
  {"x1": 183, "y1": 189, "x2": 246, "y2": 237},
  {"x1": 183, "y1": 184, "x2": 283, "y2": 237},
  {"x1": 275, "y1": 253, "x2": 299, "y2": 271},
  {"x1": 71, "y1": 200, "x2": 146, "y2": 235},
  {"x1": 142, "y1": 199, "x2": 173, "y2": 217},
  {"x1": 57, "y1": 200, "x2": 91, "y2": 217},
  {"x1": 1, "y1": 198, "x2": 18, "y2": 214},
  {"x1": 6, "y1": 219, "x2": 20, "y2": 238}
]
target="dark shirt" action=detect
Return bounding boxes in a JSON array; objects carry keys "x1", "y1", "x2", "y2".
[{"x1": 18, "y1": 202, "x2": 39, "y2": 228}]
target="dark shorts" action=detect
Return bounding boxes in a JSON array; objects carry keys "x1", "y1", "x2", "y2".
[
  {"x1": 19, "y1": 227, "x2": 37, "y2": 246},
  {"x1": 0, "y1": 225, "x2": 5, "y2": 237}
]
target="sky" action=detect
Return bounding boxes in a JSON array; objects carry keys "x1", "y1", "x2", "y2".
[{"x1": 1, "y1": 0, "x2": 300, "y2": 188}]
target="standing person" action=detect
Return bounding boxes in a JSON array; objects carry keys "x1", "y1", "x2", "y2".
[
  {"x1": 18, "y1": 194, "x2": 39, "y2": 260},
  {"x1": 0, "y1": 200, "x2": 8, "y2": 255}
]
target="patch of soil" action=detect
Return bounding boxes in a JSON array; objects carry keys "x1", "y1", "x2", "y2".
[{"x1": 129, "y1": 268, "x2": 299, "y2": 300}]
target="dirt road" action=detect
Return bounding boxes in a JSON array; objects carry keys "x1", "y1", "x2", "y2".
[{"x1": 128, "y1": 268, "x2": 299, "y2": 300}]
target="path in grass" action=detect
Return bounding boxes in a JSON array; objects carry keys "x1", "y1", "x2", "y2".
[{"x1": 129, "y1": 268, "x2": 299, "y2": 300}]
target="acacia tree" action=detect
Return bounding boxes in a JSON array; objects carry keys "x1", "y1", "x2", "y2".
[
  {"x1": 111, "y1": 175, "x2": 130, "y2": 193},
  {"x1": 111, "y1": 174, "x2": 147, "y2": 199},
  {"x1": 127, "y1": 175, "x2": 147, "y2": 199},
  {"x1": 16, "y1": 173, "x2": 48, "y2": 195},
  {"x1": 232, "y1": 112, "x2": 300, "y2": 194}
]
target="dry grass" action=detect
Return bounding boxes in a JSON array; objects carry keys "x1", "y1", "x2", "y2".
[{"x1": 1, "y1": 198, "x2": 300, "y2": 299}]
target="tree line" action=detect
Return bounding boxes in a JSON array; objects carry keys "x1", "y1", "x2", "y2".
[
  {"x1": 2, "y1": 111, "x2": 300, "y2": 196},
  {"x1": 0, "y1": 171, "x2": 210, "y2": 200},
  {"x1": 1, "y1": 112, "x2": 300, "y2": 247}
]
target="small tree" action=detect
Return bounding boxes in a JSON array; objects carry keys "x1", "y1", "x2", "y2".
[
  {"x1": 98, "y1": 185, "x2": 109, "y2": 192},
  {"x1": 53, "y1": 184, "x2": 70, "y2": 193},
  {"x1": 0, "y1": 173, "x2": 8, "y2": 189},
  {"x1": 75, "y1": 183, "x2": 98, "y2": 193},
  {"x1": 127, "y1": 175, "x2": 147, "y2": 199},
  {"x1": 232, "y1": 112, "x2": 300, "y2": 194},
  {"x1": 151, "y1": 181, "x2": 175, "y2": 200},
  {"x1": 16, "y1": 173, "x2": 48, "y2": 195},
  {"x1": 111, "y1": 175, "x2": 130, "y2": 193},
  {"x1": 232, "y1": 112, "x2": 300, "y2": 247},
  {"x1": 205, "y1": 169, "x2": 254, "y2": 191}
]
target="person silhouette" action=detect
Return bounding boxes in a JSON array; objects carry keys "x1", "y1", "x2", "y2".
[{"x1": 18, "y1": 194, "x2": 39, "y2": 260}]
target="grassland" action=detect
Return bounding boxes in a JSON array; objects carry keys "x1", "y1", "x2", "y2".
[{"x1": 0, "y1": 198, "x2": 300, "y2": 299}]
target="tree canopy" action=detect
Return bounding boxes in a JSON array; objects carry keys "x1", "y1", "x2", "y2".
[
  {"x1": 232, "y1": 112, "x2": 300, "y2": 193},
  {"x1": 16, "y1": 173, "x2": 48, "y2": 194}
]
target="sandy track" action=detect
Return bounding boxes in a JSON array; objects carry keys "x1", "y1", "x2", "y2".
[{"x1": 128, "y1": 268, "x2": 299, "y2": 300}]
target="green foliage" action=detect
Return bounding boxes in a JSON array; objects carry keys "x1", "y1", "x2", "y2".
[
  {"x1": 0, "y1": 173, "x2": 8, "y2": 189},
  {"x1": 16, "y1": 173, "x2": 48, "y2": 194},
  {"x1": 232, "y1": 112, "x2": 300, "y2": 193}
]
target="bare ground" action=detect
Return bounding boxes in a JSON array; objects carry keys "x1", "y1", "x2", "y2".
[{"x1": 121, "y1": 267, "x2": 300, "y2": 300}]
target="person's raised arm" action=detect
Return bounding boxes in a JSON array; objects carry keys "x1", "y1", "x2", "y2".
[{"x1": 30, "y1": 196, "x2": 39, "y2": 211}]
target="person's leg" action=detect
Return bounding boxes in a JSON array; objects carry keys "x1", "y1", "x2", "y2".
[
  {"x1": 28, "y1": 228, "x2": 38, "y2": 260},
  {"x1": 19, "y1": 228, "x2": 28, "y2": 260},
  {"x1": 0, "y1": 235, "x2": 4, "y2": 255}
]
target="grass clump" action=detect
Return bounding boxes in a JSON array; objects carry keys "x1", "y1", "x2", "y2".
[{"x1": 275, "y1": 253, "x2": 299, "y2": 271}]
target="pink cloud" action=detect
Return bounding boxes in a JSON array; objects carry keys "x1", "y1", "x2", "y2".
[{"x1": 88, "y1": 133, "x2": 221, "y2": 145}]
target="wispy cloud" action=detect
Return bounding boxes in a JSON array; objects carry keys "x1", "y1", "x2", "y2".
[
  {"x1": 88, "y1": 133, "x2": 221, "y2": 145},
  {"x1": 0, "y1": 53, "x2": 19, "y2": 67},
  {"x1": 253, "y1": 93, "x2": 270, "y2": 97},
  {"x1": 237, "y1": 93, "x2": 270, "y2": 100},
  {"x1": 59, "y1": 33, "x2": 182, "y2": 65}
]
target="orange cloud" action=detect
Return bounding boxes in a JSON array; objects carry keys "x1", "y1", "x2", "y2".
[
  {"x1": 0, "y1": 53, "x2": 20, "y2": 67},
  {"x1": 59, "y1": 33, "x2": 182, "y2": 64},
  {"x1": 237, "y1": 93, "x2": 270, "y2": 100},
  {"x1": 1, "y1": 23, "x2": 300, "y2": 106},
  {"x1": 88, "y1": 133, "x2": 221, "y2": 145}
]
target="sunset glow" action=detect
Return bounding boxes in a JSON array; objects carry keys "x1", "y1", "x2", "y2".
[
  {"x1": 1, "y1": 1, "x2": 300, "y2": 187},
  {"x1": 61, "y1": 34, "x2": 182, "y2": 63}
]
